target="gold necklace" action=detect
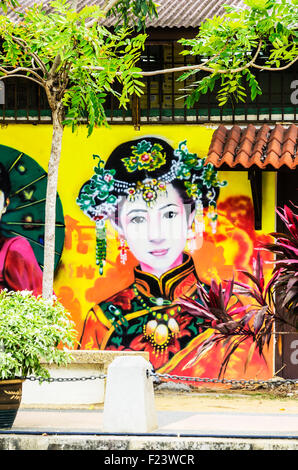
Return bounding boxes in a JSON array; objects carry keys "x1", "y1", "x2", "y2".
[{"x1": 132, "y1": 284, "x2": 181, "y2": 353}]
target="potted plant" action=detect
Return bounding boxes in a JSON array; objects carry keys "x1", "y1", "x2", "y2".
[
  {"x1": 0, "y1": 289, "x2": 77, "y2": 429},
  {"x1": 177, "y1": 203, "x2": 298, "y2": 378}
]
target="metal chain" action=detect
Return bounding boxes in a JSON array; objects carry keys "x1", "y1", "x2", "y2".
[
  {"x1": 21, "y1": 374, "x2": 107, "y2": 383},
  {"x1": 149, "y1": 371, "x2": 298, "y2": 387},
  {"x1": 19, "y1": 372, "x2": 298, "y2": 387}
]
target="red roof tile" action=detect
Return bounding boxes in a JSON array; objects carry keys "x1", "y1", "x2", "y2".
[{"x1": 206, "y1": 124, "x2": 298, "y2": 169}]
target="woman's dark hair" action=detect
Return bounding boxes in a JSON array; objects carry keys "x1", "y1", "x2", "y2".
[
  {"x1": 105, "y1": 137, "x2": 175, "y2": 183},
  {"x1": 78, "y1": 136, "x2": 220, "y2": 226},
  {"x1": 105, "y1": 136, "x2": 219, "y2": 209},
  {"x1": 0, "y1": 162, "x2": 11, "y2": 201}
]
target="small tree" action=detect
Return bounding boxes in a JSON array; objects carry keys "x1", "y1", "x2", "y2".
[
  {"x1": 0, "y1": 0, "x2": 157, "y2": 300},
  {"x1": 88, "y1": 0, "x2": 297, "y2": 107}
]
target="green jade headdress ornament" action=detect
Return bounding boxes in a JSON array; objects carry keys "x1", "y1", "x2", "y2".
[{"x1": 77, "y1": 139, "x2": 227, "y2": 274}]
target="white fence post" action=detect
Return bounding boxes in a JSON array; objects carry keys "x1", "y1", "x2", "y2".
[{"x1": 103, "y1": 356, "x2": 158, "y2": 433}]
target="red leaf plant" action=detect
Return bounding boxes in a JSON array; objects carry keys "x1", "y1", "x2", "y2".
[
  {"x1": 263, "y1": 203, "x2": 298, "y2": 317},
  {"x1": 176, "y1": 275, "x2": 259, "y2": 379},
  {"x1": 177, "y1": 203, "x2": 298, "y2": 377}
]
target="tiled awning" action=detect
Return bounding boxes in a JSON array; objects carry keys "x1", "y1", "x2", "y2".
[{"x1": 206, "y1": 124, "x2": 298, "y2": 169}]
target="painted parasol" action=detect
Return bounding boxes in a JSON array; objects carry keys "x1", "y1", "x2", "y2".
[{"x1": 0, "y1": 144, "x2": 65, "y2": 271}]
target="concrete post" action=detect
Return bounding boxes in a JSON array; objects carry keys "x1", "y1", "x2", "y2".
[{"x1": 103, "y1": 356, "x2": 158, "y2": 433}]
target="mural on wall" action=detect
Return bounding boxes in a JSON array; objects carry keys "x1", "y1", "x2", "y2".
[
  {"x1": 0, "y1": 126, "x2": 276, "y2": 380},
  {"x1": 0, "y1": 144, "x2": 65, "y2": 296},
  {"x1": 73, "y1": 136, "x2": 275, "y2": 380}
]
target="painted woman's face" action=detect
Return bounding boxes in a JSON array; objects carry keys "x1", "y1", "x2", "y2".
[{"x1": 118, "y1": 184, "x2": 193, "y2": 277}]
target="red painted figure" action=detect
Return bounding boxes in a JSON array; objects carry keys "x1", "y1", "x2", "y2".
[{"x1": 0, "y1": 163, "x2": 43, "y2": 296}]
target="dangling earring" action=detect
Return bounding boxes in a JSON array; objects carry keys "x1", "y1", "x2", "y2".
[
  {"x1": 194, "y1": 200, "x2": 205, "y2": 236},
  {"x1": 207, "y1": 204, "x2": 218, "y2": 234},
  {"x1": 118, "y1": 237, "x2": 128, "y2": 264},
  {"x1": 96, "y1": 221, "x2": 107, "y2": 275},
  {"x1": 187, "y1": 225, "x2": 196, "y2": 253}
]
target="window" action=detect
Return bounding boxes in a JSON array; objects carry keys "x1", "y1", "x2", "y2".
[
  {"x1": 137, "y1": 42, "x2": 298, "y2": 124},
  {"x1": 0, "y1": 41, "x2": 297, "y2": 125}
]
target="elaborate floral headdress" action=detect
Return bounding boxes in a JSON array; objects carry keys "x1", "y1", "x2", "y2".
[{"x1": 77, "y1": 139, "x2": 227, "y2": 274}]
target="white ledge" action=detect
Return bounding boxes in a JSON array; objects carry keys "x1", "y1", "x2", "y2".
[{"x1": 22, "y1": 350, "x2": 150, "y2": 406}]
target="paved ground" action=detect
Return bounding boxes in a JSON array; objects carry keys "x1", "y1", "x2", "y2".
[{"x1": 9, "y1": 406, "x2": 298, "y2": 437}]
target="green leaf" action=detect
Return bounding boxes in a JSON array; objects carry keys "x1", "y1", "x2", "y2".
[
  {"x1": 0, "y1": 290, "x2": 77, "y2": 379},
  {"x1": 127, "y1": 323, "x2": 142, "y2": 335}
]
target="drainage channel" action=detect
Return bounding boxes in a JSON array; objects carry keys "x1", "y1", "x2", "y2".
[{"x1": 0, "y1": 429, "x2": 297, "y2": 439}]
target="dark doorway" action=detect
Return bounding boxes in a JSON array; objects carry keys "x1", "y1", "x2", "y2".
[{"x1": 275, "y1": 169, "x2": 298, "y2": 379}]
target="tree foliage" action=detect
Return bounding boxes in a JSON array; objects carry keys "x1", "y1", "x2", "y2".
[
  {"x1": 105, "y1": 0, "x2": 158, "y2": 31},
  {"x1": 0, "y1": 0, "x2": 148, "y2": 133},
  {"x1": 0, "y1": 0, "x2": 19, "y2": 12},
  {"x1": 177, "y1": 0, "x2": 298, "y2": 107},
  {"x1": 0, "y1": 290, "x2": 77, "y2": 380}
]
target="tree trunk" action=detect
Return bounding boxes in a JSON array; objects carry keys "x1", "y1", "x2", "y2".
[{"x1": 42, "y1": 108, "x2": 63, "y2": 301}]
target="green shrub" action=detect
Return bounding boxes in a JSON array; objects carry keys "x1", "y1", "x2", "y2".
[{"x1": 0, "y1": 290, "x2": 77, "y2": 380}]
